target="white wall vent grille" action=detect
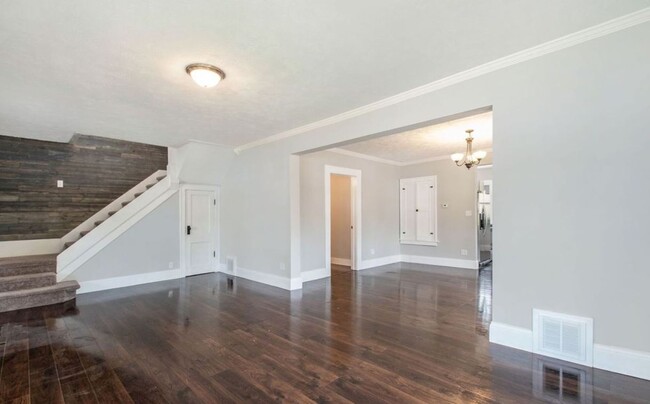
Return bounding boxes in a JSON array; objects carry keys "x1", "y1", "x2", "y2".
[{"x1": 533, "y1": 309, "x2": 593, "y2": 366}]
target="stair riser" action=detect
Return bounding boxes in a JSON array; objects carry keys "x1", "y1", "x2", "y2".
[
  {"x1": 0, "y1": 289, "x2": 76, "y2": 313},
  {"x1": 0, "y1": 275, "x2": 56, "y2": 293},
  {"x1": 0, "y1": 264, "x2": 56, "y2": 277}
]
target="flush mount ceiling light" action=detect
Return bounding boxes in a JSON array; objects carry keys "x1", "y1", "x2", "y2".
[
  {"x1": 450, "y1": 129, "x2": 487, "y2": 169},
  {"x1": 185, "y1": 63, "x2": 226, "y2": 88}
]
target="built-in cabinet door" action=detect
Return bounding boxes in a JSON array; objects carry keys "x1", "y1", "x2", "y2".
[
  {"x1": 400, "y1": 176, "x2": 437, "y2": 246},
  {"x1": 415, "y1": 179, "x2": 435, "y2": 242},
  {"x1": 400, "y1": 181, "x2": 416, "y2": 242}
]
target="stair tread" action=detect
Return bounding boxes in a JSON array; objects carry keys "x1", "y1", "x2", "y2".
[
  {"x1": 0, "y1": 272, "x2": 56, "y2": 282},
  {"x1": 0, "y1": 280, "x2": 79, "y2": 299},
  {"x1": 0, "y1": 254, "x2": 57, "y2": 266},
  {"x1": 156, "y1": 175, "x2": 166, "y2": 181},
  {"x1": 108, "y1": 211, "x2": 117, "y2": 216}
]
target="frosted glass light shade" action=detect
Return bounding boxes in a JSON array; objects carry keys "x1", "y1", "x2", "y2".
[
  {"x1": 473, "y1": 150, "x2": 487, "y2": 160},
  {"x1": 186, "y1": 63, "x2": 226, "y2": 88},
  {"x1": 451, "y1": 153, "x2": 464, "y2": 162}
]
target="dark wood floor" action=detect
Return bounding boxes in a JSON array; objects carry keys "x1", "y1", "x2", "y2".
[{"x1": 1, "y1": 263, "x2": 649, "y2": 403}]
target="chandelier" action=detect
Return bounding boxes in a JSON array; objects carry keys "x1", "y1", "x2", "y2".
[{"x1": 450, "y1": 129, "x2": 487, "y2": 169}]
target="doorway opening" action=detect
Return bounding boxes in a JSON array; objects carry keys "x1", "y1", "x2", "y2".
[
  {"x1": 476, "y1": 165, "x2": 493, "y2": 268},
  {"x1": 325, "y1": 166, "x2": 361, "y2": 274}
]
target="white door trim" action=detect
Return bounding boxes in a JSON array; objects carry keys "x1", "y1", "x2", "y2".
[
  {"x1": 179, "y1": 184, "x2": 220, "y2": 277},
  {"x1": 325, "y1": 165, "x2": 362, "y2": 272}
]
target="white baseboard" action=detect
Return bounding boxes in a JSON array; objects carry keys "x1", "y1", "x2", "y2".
[
  {"x1": 489, "y1": 321, "x2": 534, "y2": 352},
  {"x1": 302, "y1": 267, "x2": 329, "y2": 283},
  {"x1": 359, "y1": 255, "x2": 402, "y2": 270},
  {"x1": 594, "y1": 344, "x2": 650, "y2": 380},
  {"x1": 489, "y1": 321, "x2": 650, "y2": 380},
  {"x1": 402, "y1": 254, "x2": 479, "y2": 269},
  {"x1": 0, "y1": 239, "x2": 62, "y2": 258},
  {"x1": 77, "y1": 268, "x2": 182, "y2": 294},
  {"x1": 357, "y1": 254, "x2": 478, "y2": 271},
  {"x1": 217, "y1": 264, "x2": 301, "y2": 291},
  {"x1": 331, "y1": 257, "x2": 351, "y2": 266}
]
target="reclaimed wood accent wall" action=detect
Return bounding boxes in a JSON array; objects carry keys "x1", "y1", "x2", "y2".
[{"x1": 0, "y1": 134, "x2": 168, "y2": 241}]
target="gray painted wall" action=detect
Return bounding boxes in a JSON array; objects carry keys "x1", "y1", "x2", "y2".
[
  {"x1": 65, "y1": 194, "x2": 180, "y2": 282},
  {"x1": 299, "y1": 150, "x2": 400, "y2": 272},
  {"x1": 220, "y1": 23, "x2": 650, "y2": 353},
  {"x1": 399, "y1": 158, "x2": 485, "y2": 262},
  {"x1": 330, "y1": 174, "x2": 351, "y2": 261}
]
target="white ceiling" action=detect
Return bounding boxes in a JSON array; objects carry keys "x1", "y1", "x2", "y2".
[
  {"x1": 337, "y1": 112, "x2": 492, "y2": 163},
  {"x1": 1, "y1": 1, "x2": 648, "y2": 147}
]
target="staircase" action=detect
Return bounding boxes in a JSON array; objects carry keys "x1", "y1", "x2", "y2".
[
  {"x1": 0, "y1": 254, "x2": 79, "y2": 312},
  {"x1": 0, "y1": 172, "x2": 170, "y2": 312},
  {"x1": 62, "y1": 174, "x2": 167, "y2": 250}
]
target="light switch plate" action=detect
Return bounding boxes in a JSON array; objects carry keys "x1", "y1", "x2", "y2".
[{"x1": 57, "y1": 180, "x2": 64, "y2": 188}]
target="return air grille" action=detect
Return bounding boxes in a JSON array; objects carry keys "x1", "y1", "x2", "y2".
[{"x1": 533, "y1": 309, "x2": 593, "y2": 366}]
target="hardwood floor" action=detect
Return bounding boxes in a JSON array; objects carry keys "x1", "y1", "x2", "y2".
[{"x1": 1, "y1": 263, "x2": 649, "y2": 403}]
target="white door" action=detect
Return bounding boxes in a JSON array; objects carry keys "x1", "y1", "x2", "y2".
[{"x1": 185, "y1": 189, "x2": 217, "y2": 276}]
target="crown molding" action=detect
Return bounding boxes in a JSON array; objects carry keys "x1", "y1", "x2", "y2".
[
  {"x1": 328, "y1": 148, "x2": 401, "y2": 166},
  {"x1": 328, "y1": 148, "x2": 493, "y2": 167},
  {"x1": 234, "y1": 7, "x2": 650, "y2": 154}
]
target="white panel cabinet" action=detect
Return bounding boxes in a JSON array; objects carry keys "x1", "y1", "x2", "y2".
[{"x1": 400, "y1": 176, "x2": 437, "y2": 246}]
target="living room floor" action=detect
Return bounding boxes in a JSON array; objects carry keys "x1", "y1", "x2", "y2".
[{"x1": 1, "y1": 263, "x2": 649, "y2": 403}]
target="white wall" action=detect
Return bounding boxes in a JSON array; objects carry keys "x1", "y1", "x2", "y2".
[
  {"x1": 170, "y1": 141, "x2": 236, "y2": 185},
  {"x1": 299, "y1": 150, "x2": 400, "y2": 273},
  {"x1": 220, "y1": 23, "x2": 650, "y2": 357},
  {"x1": 64, "y1": 194, "x2": 180, "y2": 285},
  {"x1": 330, "y1": 174, "x2": 351, "y2": 261}
]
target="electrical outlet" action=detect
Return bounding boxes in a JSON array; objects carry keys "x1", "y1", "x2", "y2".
[
  {"x1": 168, "y1": 261, "x2": 174, "y2": 269},
  {"x1": 370, "y1": 248, "x2": 375, "y2": 255},
  {"x1": 280, "y1": 262, "x2": 286, "y2": 272},
  {"x1": 461, "y1": 249, "x2": 468, "y2": 256},
  {"x1": 57, "y1": 180, "x2": 64, "y2": 188}
]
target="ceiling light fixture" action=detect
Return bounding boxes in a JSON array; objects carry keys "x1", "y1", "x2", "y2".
[
  {"x1": 185, "y1": 63, "x2": 226, "y2": 88},
  {"x1": 451, "y1": 129, "x2": 487, "y2": 169}
]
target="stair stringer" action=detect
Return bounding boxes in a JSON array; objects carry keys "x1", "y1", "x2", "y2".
[
  {"x1": 57, "y1": 176, "x2": 179, "y2": 281},
  {"x1": 60, "y1": 170, "x2": 167, "y2": 247}
]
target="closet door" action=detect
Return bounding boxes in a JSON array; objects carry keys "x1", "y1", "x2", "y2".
[{"x1": 415, "y1": 179, "x2": 435, "y2": 242}]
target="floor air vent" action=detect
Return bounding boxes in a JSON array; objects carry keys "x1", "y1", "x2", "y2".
[{"x1": 533, "y1": 309, "x2": 593, "y2": 366}]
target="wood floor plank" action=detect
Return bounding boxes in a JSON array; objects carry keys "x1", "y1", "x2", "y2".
[{"x1": 0, "y1": 263, "x2": 649, "y2": 403}]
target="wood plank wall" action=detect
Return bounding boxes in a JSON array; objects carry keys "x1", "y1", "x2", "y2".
[{"x1": 0, "y1": 134, "x2": 168, "y2": 241}]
